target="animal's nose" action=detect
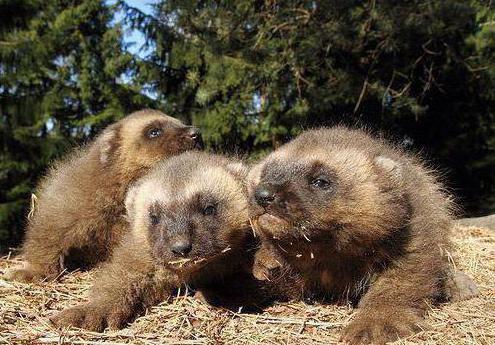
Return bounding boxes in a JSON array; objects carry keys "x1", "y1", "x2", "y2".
[
  {"x1": 254, "y1": 185, "x2": 276, "y2": 207},
  {"x1": 188, "y1": 127, "x2": 200, "y2": 140},
  {"x1": 171, "y1": 240, "x2": 192, "y2": 256},
  {"x1": 188, "y1": 127, "x2": 203, "y2": 149}
]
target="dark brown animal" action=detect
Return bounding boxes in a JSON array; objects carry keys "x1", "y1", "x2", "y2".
[
  {"x1": 6, "y1": 109, "x2": 202, "y2": 283},
  {"x1": 248, "y1": 127, "x2": 477, "y2": 344},
  {"x1": 51, "y1": 152, "x2": 258, "y2": 331}
]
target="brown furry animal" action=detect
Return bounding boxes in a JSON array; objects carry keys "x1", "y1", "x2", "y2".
[
  {"x1": 248, "y1": 127, "x2": 477, "y2": 344},
  {"x1": 51, "y1": 152, "x2": 258, "y2": 331},
  {"x1": 6, "y1": 109, "x2": 202, "y2": 283}
]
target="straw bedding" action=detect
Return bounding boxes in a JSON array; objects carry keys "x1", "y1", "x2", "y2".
[{"x1": 1, "y1": 225, "x2": 493, "y2": 344}]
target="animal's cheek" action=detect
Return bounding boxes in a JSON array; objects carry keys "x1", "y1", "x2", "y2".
[
  {"x1": 309, "y1": 196, "x2": 343, "y2": 224},
  {"x1": 161, "y1": 133, "x2": 180, "y2": 148},
  {"x1": 310, "y1": 207, "x2": 331, "y2": 224},
  {"x1": 211, "y1": 224, "x2": 240, "y2": 250},
  {"x1": 191, "y1": 226, "x2": 214, "y2": 248},
  {"x1": 150, "y1": 236, "x2": 173, "y2": 260},
  {"x1": 216, "y1": 231, "x2": 228, "y2": 246}
]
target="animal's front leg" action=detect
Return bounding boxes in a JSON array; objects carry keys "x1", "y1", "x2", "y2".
[
  {"x1": 341, "y1": 251, "x2": 444, "y2": 344},
  {"x1": 51, "y1": 238, "x2": 178, "y2": 331}
]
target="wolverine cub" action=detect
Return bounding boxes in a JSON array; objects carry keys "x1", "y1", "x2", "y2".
[
  {"x1": 248, "y1": 127, "x2": 476, "y2": 345},
  {"x1": 51, "y1": 152, "x2": 255, "y2": 331},
  {"x1": 7, "y1": 110, "x2": 202, "y2": 283}
]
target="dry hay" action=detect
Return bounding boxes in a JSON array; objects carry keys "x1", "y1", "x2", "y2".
[{"x1": 0, "y1": 225, "x2": 493, "y2": 345}]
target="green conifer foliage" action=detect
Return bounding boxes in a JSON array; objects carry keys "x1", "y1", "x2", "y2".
[
  {"x1": 129, "y1": 0, "x2": 495, "y2": 215},
  {"x1": 1, "y1": 1, "x2": 494, "y2": 251},
  {"x1": 0, "y1": 0, "x2": 153, "y2": 251}
]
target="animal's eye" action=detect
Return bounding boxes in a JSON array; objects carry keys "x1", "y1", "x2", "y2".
[
  {"x1": 310, "y1": 177, "x2": 330, "y2": 189},
  {"x1": 149, "y1": 213, "x2": 160, "y2": 226},
  {"x1": 202, "y1": 204, "x2": 216, "y2": 216},
  {"x1": 147, "y1": 128, "x2": 162, "y2": 139}
]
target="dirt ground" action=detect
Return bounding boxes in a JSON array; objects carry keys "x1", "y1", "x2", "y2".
[{"x1": 0, "y1": 225, "x2": 493, "y2": 345}]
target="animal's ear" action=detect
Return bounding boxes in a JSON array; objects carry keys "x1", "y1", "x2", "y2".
[
  {"x1": 373, "y1": 155, "x2": 403, "y2": 181},
  {"x1": 125, "y1": 182, "x2": 141, "y2": 224},
  {"x1": 225, "y1": 160, "x2": 249, "y2": 181},
  {"x1": 98, "y1": 123, "x2": 120, "y2": 165}
]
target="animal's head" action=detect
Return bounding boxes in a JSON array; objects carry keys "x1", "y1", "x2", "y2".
[
  {"x1": 126, "y1": 152, "x2": 250, "y2": 276},
  {"x1": 248, "y1": 128, "x2": 409, "y2": 254},
  {"x1": 97, "y1": 109, "x2": 203, "y2": 174}
]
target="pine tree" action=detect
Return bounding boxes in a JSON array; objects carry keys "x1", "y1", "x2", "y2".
[
  {"x1": 2, "y1": 1, "x2": 494, "y2": 251},
  {"x1": 0, "y1": 0, "x2": 153, "y2": 250},
  {"x1": 128, "y1": 0, "x2": 495, "y2": 215}
]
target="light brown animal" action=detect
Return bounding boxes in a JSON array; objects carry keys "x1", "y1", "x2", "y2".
[
  {"x1": 248, "y1": 127, "x2": 478, "y2": 345},
  {"x1": 6, "y1": 109, "x2": 202, "y2": 283},
  {"x1": 51, "y1": 152, "x2": 261, "y2": 331}
]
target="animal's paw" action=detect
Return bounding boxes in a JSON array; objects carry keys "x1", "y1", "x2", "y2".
[
  {"x1": 252, "y1": 247, "x2": 282, "y2": 281},
  {"x1": 4, "y1": 268, "x2": 43, "y2": 283},
  {"x1": 445, "y1": 270, "x2": 479, "y2": 302},
  {"x1": 341, "y1": 308, "x2": 424, "y2": 345},
  {"x1": 194, "y1": 290, "x2": 209, "y2": 304},
  {"x1": 50, "y1": 303, "x2": 132, "y2": 332}
]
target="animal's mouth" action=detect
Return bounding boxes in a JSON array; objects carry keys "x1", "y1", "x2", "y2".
[
  {"x1": 165, "y1": 247, "x2": 232, "y2": 273},
  {"x1": 166, "y1": 257, "x2": 206, "y2": 273}
]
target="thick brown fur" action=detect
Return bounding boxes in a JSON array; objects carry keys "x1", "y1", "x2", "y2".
[
  {"x1": 51, "y1": 152, "x2": 261, "y2": 331},
  {"x1": 248, "y1": 126, "x2": 477, "y2": 344},
  {"x1": 6, "y1": 110, "x2": 202, "y2": 283}
]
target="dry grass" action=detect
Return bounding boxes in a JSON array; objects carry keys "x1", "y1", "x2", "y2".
[{"x1": 1, "y1": 225, "x2": 494, "y2": 345}]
